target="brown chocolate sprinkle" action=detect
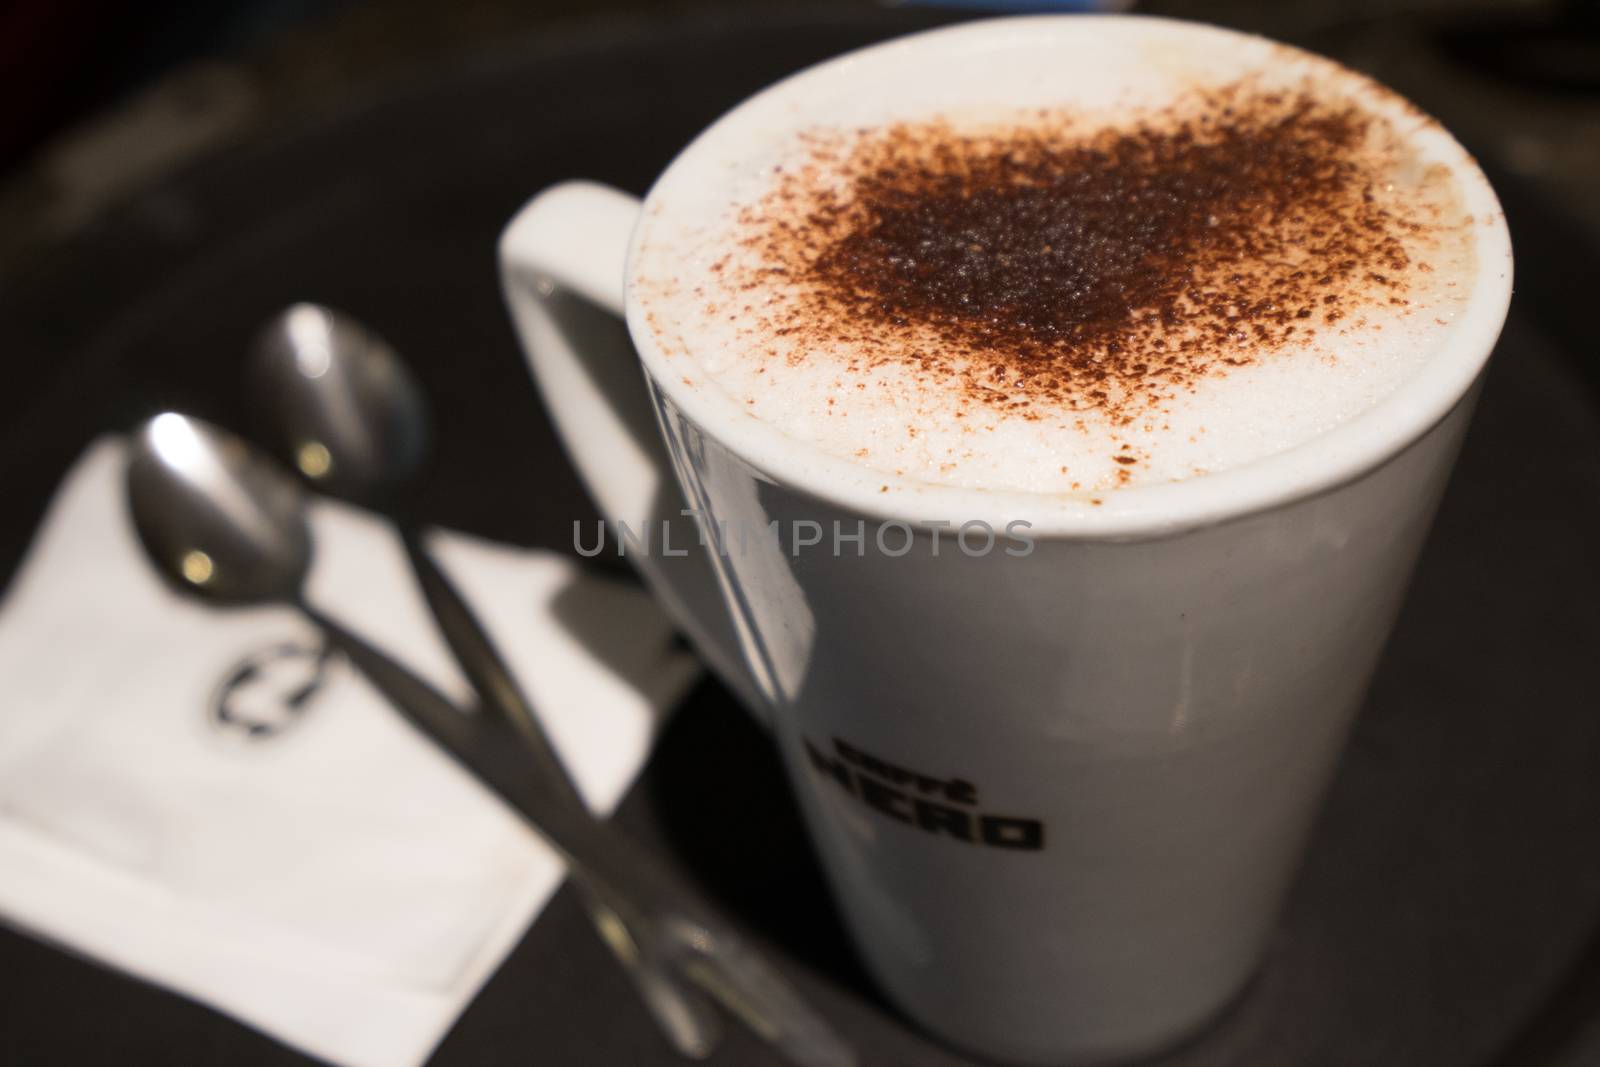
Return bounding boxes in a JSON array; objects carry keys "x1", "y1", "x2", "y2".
[{"x1": 732, "y1": 81, "x2": 1440, "y2": 423}]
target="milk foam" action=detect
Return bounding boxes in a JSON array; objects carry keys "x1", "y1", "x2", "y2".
[{"x1": 631, "y1": 19, "x2": 1479, "y2": 495}]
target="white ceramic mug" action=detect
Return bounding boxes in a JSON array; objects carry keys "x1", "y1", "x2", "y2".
[{"x1": 499, "y1": 17, "x2": 1512, "y2": 1065}]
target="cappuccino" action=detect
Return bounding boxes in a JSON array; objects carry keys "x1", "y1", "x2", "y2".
[{"x1": 631, "y1": 19, "x2": 1481, "y2": 494}]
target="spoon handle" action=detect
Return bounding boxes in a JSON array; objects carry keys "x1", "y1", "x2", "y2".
[
  {"x1": 297, "y1": 601, "x2": 851, "y2": 1067},
  {"x1": 298, "y1": 593, "x2": 718, "y2": 1059},
  {"x1": 396, "y1": 525, "x2": 587, "y2": 809},
  {"x1": 396, "y1": 524, "x2": 722, "y2": 1058}
]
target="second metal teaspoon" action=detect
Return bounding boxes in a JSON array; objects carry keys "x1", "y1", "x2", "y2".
[
  {"x1": 126, "y1": 413, "x2": 854, "y2": 1067},
  {"x1": 246, "y1": 304, "x2": 723, "y2": 1057}
]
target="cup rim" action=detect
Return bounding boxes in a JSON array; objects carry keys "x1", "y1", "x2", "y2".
[{"x1": 624, "y1": 14, "x2": 1514, "y2": 540}]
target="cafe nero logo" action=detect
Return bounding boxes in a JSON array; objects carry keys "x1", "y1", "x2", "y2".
[{"x1": 805, "y1": 736, "x2": 1044, "y2": 851}]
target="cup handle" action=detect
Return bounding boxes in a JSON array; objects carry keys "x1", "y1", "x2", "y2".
[{"x1": 499, "y1": 181, "x2": 769, "y2": 720}]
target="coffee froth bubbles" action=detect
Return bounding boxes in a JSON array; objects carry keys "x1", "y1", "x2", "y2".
[{"x1": 631, "y1": 20, "x2": 1479, "y2": 496}]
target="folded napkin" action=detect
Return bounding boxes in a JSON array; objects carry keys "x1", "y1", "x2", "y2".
[{"x1": 0, "y1": 439, "x2": 701, "y2": 1067}]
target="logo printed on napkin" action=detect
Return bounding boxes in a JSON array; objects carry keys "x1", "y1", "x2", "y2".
[{"x1": 211, "y1": 639, "x2": 336, "y2": 740}]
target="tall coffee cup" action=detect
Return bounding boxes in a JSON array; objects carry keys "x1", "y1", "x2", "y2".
[{"x1": 500, "y1": 16, "x2": 1512, "y2": 1064}]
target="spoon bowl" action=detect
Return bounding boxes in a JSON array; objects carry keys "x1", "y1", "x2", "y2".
[
  {"x1": 126, "y1": 413, "x2": 311, "y2": 604},
  {"x1": 251, "y1": 302, "x2": 428, "y2": 503}
]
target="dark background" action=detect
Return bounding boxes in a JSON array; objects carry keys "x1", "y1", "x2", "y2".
[{"x1": 0, "y1": 2, "x2": 1598, "y2": 1066}]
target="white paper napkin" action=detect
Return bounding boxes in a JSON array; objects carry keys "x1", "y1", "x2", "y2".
[{"x1": 0, "y1": 438, "x2": 701, "y2": 1067}]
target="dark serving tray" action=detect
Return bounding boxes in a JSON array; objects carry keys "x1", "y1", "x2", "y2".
[{"x1": 1, "y1": 5, "x2": 1597, "y2": 1065}]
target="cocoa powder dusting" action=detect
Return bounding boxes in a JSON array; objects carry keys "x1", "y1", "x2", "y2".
[{"x1": 731, "y1": 81, "x2": 1437, "y2": 424}]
